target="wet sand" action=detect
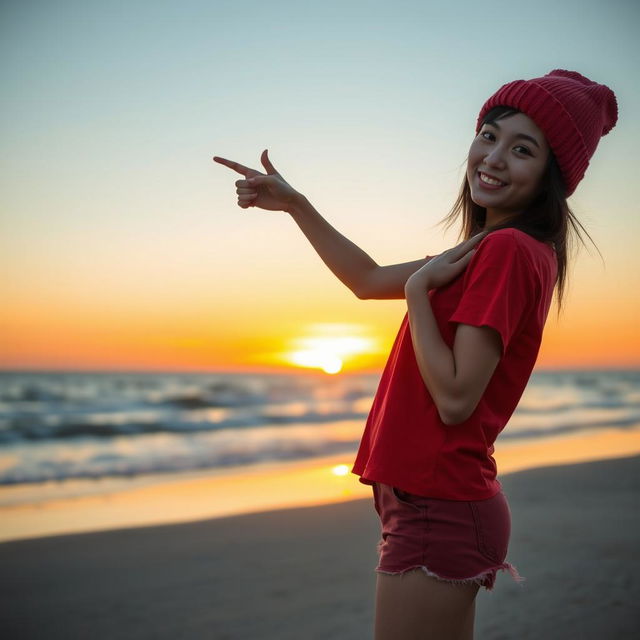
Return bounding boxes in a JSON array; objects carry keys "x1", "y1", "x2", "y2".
[{"x1": 1, "y1": 454, "x2": 638, "y2": 639}]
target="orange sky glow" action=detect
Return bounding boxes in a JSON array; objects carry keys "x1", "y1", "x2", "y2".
[
  {"x1": 2, "y1": 288, "x2": 639, "y2": 373},
  {"x1": 2, "y1": 2, "x2": 638, "y2": 375}
]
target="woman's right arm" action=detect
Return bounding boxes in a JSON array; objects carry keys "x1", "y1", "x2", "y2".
[
  {"x1": 285, "y1": 193, "x2": 429, "y2": 300},
  {"x1": 213, "y1": 149, "x2": 429, "y2": 300}
]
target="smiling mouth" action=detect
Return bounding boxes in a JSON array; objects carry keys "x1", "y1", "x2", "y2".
[{"x1": 478, "y1": 171, "x2": 507, "y2": 187}]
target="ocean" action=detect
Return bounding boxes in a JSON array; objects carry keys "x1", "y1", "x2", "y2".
[{"x1": 1, "y1": 369, "x2": 639, "y2": 486}]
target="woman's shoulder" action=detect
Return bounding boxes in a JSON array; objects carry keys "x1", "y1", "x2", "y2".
[
  {"x1": 483, "y1": 227, "x2": 555, "y2": 258},
  {"x1": 476, "y1": 227, "x2": 524, "y2": 256},
  {"x1": 484, "y1": 227, "x2": 533, "y2": 243},
  {"x1": 474, "y1": 228, "x2": 556, "y2": 286}
]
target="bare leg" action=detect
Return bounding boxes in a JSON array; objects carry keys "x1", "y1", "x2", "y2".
[
  {"x1": 374, "y1": 569, "x2": 480, "y2": 640},
  {"x1": 459, "y1": 597, "x2": 476, "y2": 640}
]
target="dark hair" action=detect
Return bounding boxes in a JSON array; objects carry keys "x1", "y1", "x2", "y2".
[{"x1": 440, "y1": 105, "x2": 600, "y2": 314}]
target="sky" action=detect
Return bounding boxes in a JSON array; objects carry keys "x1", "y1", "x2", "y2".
[{"x1": 1, "y1": 0, "x2": 639, "y2": 373}]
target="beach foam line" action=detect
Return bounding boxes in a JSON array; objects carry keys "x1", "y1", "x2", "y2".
[{"x1": 1, "y1": 426, "x2": 639, "y2": 543}]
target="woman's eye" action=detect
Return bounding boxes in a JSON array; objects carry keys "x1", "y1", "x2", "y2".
[
  {"x1": 481, "y1": 131, "x2": 495, "y2": 141},
  {"x1": 514, "y1": 145, "x2": 531, "y2": 155}
]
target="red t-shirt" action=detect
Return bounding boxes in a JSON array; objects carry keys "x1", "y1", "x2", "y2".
[{"x1": 351, "y1": 228, "x2": 557, "y2": 500}]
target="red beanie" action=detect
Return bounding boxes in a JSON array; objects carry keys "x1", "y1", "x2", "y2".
[{"x1": 476, "y1": 69, "x2": 618, "y2": 196}]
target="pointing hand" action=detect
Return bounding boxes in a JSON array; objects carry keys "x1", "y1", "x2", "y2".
[{"x1": 213, "y1": 149, "x2": 302, "y2": 213}]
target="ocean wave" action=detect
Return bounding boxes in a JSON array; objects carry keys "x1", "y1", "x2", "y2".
[
  {"x1": 0, "y1": 422, "x2": 364, "y2": 485},
  {"x1": 1, "y1": 369, "x2": 639, "y2": 486},
  {"x1": 2, "y1": 398, "x2": 638, "y2": 444},
  {"x1": 0, "y1": 407, "x2": 371, "y2": 443}
]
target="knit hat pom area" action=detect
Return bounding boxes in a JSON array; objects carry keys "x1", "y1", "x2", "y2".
[
  {"x1": 476, "y1": 69, "x2": 618, "y2": 196},
  {"x1": 547, "y1": 69, "x2": 618, "y2": 135}
]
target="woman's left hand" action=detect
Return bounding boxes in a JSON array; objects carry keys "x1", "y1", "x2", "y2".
[{"x1": 405, "y1": 232, "x2": 487, "y2": 293}]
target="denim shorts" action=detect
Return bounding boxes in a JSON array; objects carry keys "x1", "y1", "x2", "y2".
[{"x1": 372, "y1": 482, "x2": 525, "y2": 591}]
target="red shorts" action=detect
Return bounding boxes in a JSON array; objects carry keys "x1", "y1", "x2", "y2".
[{"x1": 372, "y1": 482, "x2": 525, "y2": 591}]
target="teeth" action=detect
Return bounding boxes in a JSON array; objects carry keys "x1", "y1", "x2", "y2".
[{"x1": 480, "y1": 172, "x2": 504, "y2": 186}]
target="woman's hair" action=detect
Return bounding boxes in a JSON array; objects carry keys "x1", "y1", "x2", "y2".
[{"x1": 440, "y1": 105, "x2": 600, "y2": 314}]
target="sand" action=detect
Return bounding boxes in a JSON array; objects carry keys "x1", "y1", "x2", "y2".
[{"x1": 0, "y1": 454, "x2": 638, "y2": 639}]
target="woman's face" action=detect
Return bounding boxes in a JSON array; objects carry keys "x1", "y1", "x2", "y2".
[{"x1": 466, "y1": 112, "x2": 551, "y2": 225}]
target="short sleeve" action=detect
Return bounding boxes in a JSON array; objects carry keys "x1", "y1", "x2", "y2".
[{"x1": 448, "y1": 232, "x2": 535, "y2": 353}]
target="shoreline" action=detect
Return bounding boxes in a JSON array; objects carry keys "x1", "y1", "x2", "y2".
[
  {"x1": 1, "y1": 424, "x2": 639, "y2": 543},
  {"x1": 1, "y1": 453, "x2": 638, "y2": 639}
]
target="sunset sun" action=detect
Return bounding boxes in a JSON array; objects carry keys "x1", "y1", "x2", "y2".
[
  {"x1": 284, "y1": 325, "x2": 377, "y2": 374},
  {"x1": 289, "y1": 348, "x2": 343, "y2": 374}
]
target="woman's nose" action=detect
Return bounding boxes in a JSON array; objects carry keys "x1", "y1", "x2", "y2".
[{"x1": 484, "y1": 146, "x2": 506, "y2": 168}]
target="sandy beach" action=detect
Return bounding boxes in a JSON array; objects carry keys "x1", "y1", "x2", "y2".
[{"x1": 1, "y1": 452, "x2": 638, "y2": 639}]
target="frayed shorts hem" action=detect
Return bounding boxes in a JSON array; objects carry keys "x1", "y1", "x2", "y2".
[{"x1": 375, "y1": 561, "x2": 525, "y2": 591}]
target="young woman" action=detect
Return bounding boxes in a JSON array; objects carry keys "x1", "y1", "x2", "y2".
[{"x1": 213, "y1": 69, "x2": 617, "y2": 639}]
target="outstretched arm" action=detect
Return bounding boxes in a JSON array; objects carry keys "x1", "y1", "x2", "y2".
[
  {"x1": 286, "y1": 194, "x2": 429, "y2": 299},
  {"x1": 214, "y1": 150, "x2": 429, "y2": 300}
]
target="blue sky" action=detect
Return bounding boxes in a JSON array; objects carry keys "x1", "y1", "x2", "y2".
[{"x1": 1, "y1": 0, "x2": 639, "y2": 370}]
